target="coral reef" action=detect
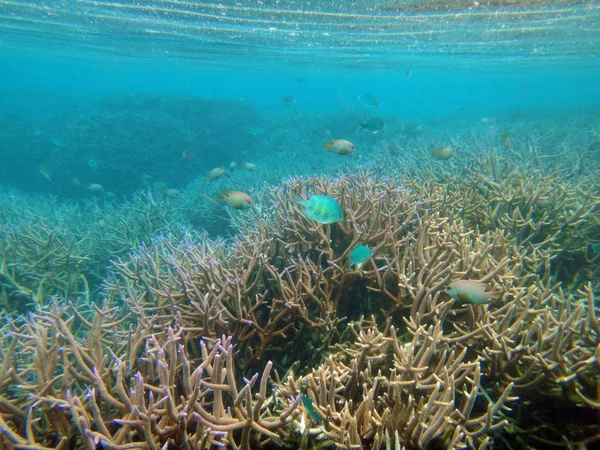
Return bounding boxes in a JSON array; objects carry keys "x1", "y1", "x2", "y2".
[
  {"x1": 0, "y1": 302, "x2": 299, "y2": 449},
  {"x1": 2, "y1": 121, "x2": 600, "y2": 449},
  {"x1": 0, "y1": 189, "x2": 189, "y2": 312},
  {"x1": 2, "y1": 150, "x2": 600, "y2": 448}
]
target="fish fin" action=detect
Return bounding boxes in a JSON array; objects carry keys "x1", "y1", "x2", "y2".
[
  {"x1": 588, "y1": 244, "x2": 595, "y2": 260},
  {"x1": 323, "y1": 141, "x2": 332, "y2": 148},
  {"x1": 234, "y1": 202, "x2": 243, "y2": 208},
  {"x1": 458, "y1": 293, "x2": 470, "y2": 303},
  {"x1": 291, "y1": 192, "x2": 306, "y2": 207},
  {"x1": 487, "y1": 289, "x2": 503, "y2": 301}
]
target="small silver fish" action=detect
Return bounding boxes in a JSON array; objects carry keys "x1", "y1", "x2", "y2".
[
  {"x1": 87, "y1": 183, "x2": 104, "y2": 192},
  {"x1": 445, "y1": 280, "x2": 500, "y2": 304},
  {"x1": 246, "y1": 126, "x2": 264, "y2": 135}
]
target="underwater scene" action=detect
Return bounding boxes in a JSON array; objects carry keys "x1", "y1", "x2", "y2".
[{"x1": 1, "y1": 0, "x2": 600, "y2": 449}]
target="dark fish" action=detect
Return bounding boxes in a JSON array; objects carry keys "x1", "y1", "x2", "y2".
[
  {"x1": 38, "y1": 165, "x2": 56, "y2": 182},
  {"x1": 587, "y1": 243, "x2": 600, "y2": 259},
  {"x1": 387, "y1": 143, "x2": 400, "y2": 156},
  {"x1": 500, "y1": 134, "x2": 512, "y2": 150},
  {"x1": 358, "y1": 93, "x2": 379, "y2": 108},
  {"x1": 358, "y1": 117, "x2": 385, "y2": 134},
  {"x1": 282, "y1": 96, "x2": 296, "y2": 106}
]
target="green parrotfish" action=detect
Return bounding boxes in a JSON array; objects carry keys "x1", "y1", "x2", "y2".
[
  {"x1": 349, "y1": 245, "x2": 373, "y2": 269},
  {"x1": 294, "y1": 194, "x2": 343, "y2": 224}
]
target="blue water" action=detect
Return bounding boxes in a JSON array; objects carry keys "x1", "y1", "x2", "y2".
[
  {"x1": 2, "y1": 0, "x2": 599, "y2": 120},
  {"x1": 3, "y1": 53, "x2": 600, "y2": 116},
  {"x1": 1, "y1": 0, "x2": 599, "y2": 200},
  {"x1": 0, "y1": 0, "x2": 598, "y2": 200}
]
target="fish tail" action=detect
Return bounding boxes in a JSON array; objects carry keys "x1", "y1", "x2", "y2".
[
  {"x1": 291, "y1": 192, "x2": 304, "y2": 204},
  {"x1": 291, "y1": 193, "x2": 309, "y2": 210}
]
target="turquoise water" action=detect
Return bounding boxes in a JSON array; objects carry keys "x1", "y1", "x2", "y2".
[
  {"x1": 2, "y1": 1, "x2": 600, "y2": 197},
  {"x1": 2, "y1": 1, "x2": 600, "y2": 121},
  {"x1": 2, "y1": 0, "x2": 599, "y2": 65}
]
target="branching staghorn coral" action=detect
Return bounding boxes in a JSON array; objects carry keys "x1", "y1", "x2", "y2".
[
  {"x1": 0, "y1": 195, "x2": 94, "y2": 310},
  {"x1": 103, "y1": 174, "x2": 429, "y2": 370},
  {"x1": 402, "y1": 145, "x2": 600, "y2": 289},
  {"x1": 473, "y1": 282, "x2": 600, "y2": 398},
  {"x1": 243, "y1": 172, "x2": 422, "y2": 259},
  {"x1": 2, "y1": 153, "x2": 600, "y2": 450},
  {"x1": 277, "y1": 318, "x2": 515, "y2": 450},
  {"x1": 103, "y1": 229, "x2": 340, "y2": 371},
  {"x1": 0, "y1": 300, "x2": 299, "y2": 449},
  {"x1": 370, "y1": 212, "x2": 518, "y2": 322},
  {"x1": 106, "y1": 172, "x2": 597, "y2": 350},
  {"x1": 0, "y1": 189, "x2": 190, "y2": 313}
]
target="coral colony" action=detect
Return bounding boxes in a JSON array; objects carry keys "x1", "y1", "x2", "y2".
[{"x1": 1, "y1": 123, "x2": 600, "y2": 450}]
